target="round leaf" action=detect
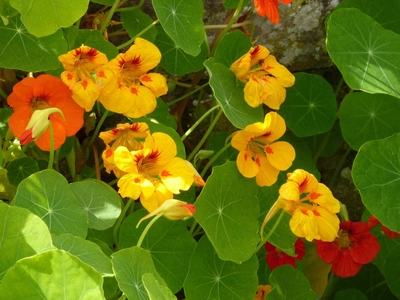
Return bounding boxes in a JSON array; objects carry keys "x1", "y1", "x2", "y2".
[
  {"x1": 11, "y1": 169, "x2": 88, "y2": 238},
  {"x1": 352, "y1": 133, "x2": 400, "y2": 232},
  {"x1": 0, "y1": 250, "x2": 104, "y2": 299},
  {"x1": 213, "y1": 30, "x2": 252, "y2": 67},
  {"x1": 6, "y1": 157, "x2": 39, "y2": 186},
  {"x1": 73, "y1": 29, "x2": 119, "y2": 60},
  {"x1": 0, "y1": 202, "x2": 53, "y2": 280},
  {"x1": 280, "y1": 72, "x2": 337, "y2": 137},
  {"x1": 194, "y1": 162, "x2": 260, "y2": 263},
  {"x1": 334, "y1": 289, "x2": 368, "y2": 300},
  {"x1": 121, "y1": 9, "x2": 158, "y2": 43},
  {"x1": 70, "y1": 179, "x2": 121, "y2": 230},
  {"x1": 204, "y1": 57, "x2": 264, "y2": 129},
  {"x1": 142, "y1": 273, "x2": 177, "y2": 300},
  {"x1": 183, "y1": 236, "x2": 258, "y2": 299},
  {"x1": 119, "y1": 210, "x2": 197, "y2": 293},
  {"x1": 339, "y1": 92, "x2": 400, "y2": 150},
  {"x1": 383, "y1": 243, "x2": 400, "y2": 297},
  {"x1": 326, "y1": 8, "x2": 400, "y2": 99}
]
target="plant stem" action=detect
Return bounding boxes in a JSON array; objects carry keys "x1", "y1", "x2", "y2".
[
  {"x1": 322, "y1": 270, "x2": 337, "y2": 299},
  {"x1": 166, "y1": 82, "x2": 209, "y2": 107},
  {"x1": 328, "y1": 145, "x2": 352, "y2": 189},
  {"x1": 113, "y1": 198, "x2": 134, "y2": 247},
  {"x1": 187, "y1": 108, "x2": 223, "y2": 162},
  {"x1": 0, "y1": 87, "x2": 8, "y2": 100},
  {"x1": 204, "y1": 20, "x2": 253, "y2": 30},
  {"x1": 88, "y1": 110, "x2": 109, "y2": 148},
  {"x1": 116, "y1": 20, "x2": 160, "y2": 50},
  {"x1": 255, "y1": 209, "x2": 285, "y2": 253},
  {"x1": 115, "y1": 0, "x2": 144, "y2": 12},
  {"x1": 136, "y1": 214, "x2": 163, "y2": 248},
  {"x1": 47, "y1": 122, "x2": 55, "y2": 169},
  {"x1": 99, "y1": 0, "x2": 121, "y2": 34},
  {"x1": 200, "y1": 141, "x2": 232, "y2": 177},
  {"x1": 181, "y1": 104, "x2": 220, "y2": 142}
]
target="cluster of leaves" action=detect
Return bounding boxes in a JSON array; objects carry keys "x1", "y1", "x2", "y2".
[{"x1": 1, "y1": 0, "x2": 400, "y2": 299}]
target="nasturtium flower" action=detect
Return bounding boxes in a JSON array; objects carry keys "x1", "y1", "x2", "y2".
[
  {"x1": 113, "y1": 132, "x2": 195, "y2": 212},
  {"x1": 7, "y1": 74, "x2": 84, "y2": 151},
  {"x1": 277, "y1": 169, "x2": 340, "y2": 242},
  {"x1": 99, "y1": 122, "x2": 150, "y2": 177},
  {"x1": 59, "y1": 46, "x2": 108, "y2": 111},
  {"x1": 231, "y1": 111, "x2": 295, "y2": 186},
  {"x1": 315, "y1": 221, "x2": 380, "y2": 278},
  {"x1": 230, "y1": 45, "x2": 294, "y2": 110},
  {"x1": 254, "y1": 285, "x2": 272, "y2": 300},
  {"x1": 368, "y1": 215, "x2": 400, "y2": 240},
  {"x1": 265, "y1": 238, "x2": 305, "y2": 270},
  {"x1": 254, "y1": 0, "x2": 292, "y2": 24},
  {"x1": 98, "y1": 37, "x2": 168, "y2": 118}
]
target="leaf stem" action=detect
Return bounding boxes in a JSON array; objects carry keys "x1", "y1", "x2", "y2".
[
  {"x1": 187, "y1": 108, "x2": 223, "y2": 162},
  {"x1": 167, "y1": 82, "x2": 209, "y2": 107},
  {"x1": 99, "y1": 0, "x2": 121, "y2": 34},
  {"x1": 136, "y1": 214, "x2": 163, "y2": 248},
  {"x1": 115, "y1": 0, "x2": 144, "y2": 12},
  {"x1": 116, "y1": 20, "x2": 160, "y2": 50},
  {"x1": 0, "y1": 87, "x2": 8, "y2": 100},
  {"x1": 328, "y1": 145, "x2": 352, "y2": 189},
  {"x1": 88, "y1": 110, "x2": 109, "y2": 148},
  {"x1": 47, "y1": 122, "x2": 55, "y2": 169},
  {"x1": 181, "y1": 104, "x2": 220, "y2": 142},
  {"x1": 200, "y1": 141, "x2": 232, "y2": 177},
  {"x1": 113, "y1": 198, "x2": 134, "y2": 247},
  {"x1": 255, "y1": 209, "x2": 285, "y2": 253}
]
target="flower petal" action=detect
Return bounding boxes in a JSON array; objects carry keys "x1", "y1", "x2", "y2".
[
  {"x1": 266, "y1": 141, "x2": 295, "y2": 170},
  {"x1": 122, "y1": 85, "x2": 157, "y2": 118},
  {"x1": 243, "y1": 76, "x2": 264, "y2": 107},
  {"x1": 309, "y1": 183, "x2": 340, "y2": 213},
  {"x1": 113, "y1": 146, "x2": 138, "y2": 173},
  {"x1": 140, "y1": 181, "x2": 173, "y2": 212},
  {"x1": 313, "y1": 206, "x2": 340, "y2": 242},
  {"x1": 290, "y1": 205, "x2": 319, "y2": 242},
  {"x1": 262, "y1": 55, "x2": 295, "y2": 87},
  {"x1": 140, "y1": 73, "x2": 168, "y2": 97},
  {"x1": 256, "y1": 156, "x2": 280, "y2": 186},
  {"x1": 332, "y1": 248, "x2": 363, "y2": 278},
  {"x1": 236, "y1": 150, "x2": 259, "y2": 178},
  {"x1": 160, "y1": 158, "x2": 194, "y2": 193}
]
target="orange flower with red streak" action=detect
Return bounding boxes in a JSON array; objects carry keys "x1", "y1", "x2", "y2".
[
  {"x1": 59, "y1": 46, "x2": 108, "y2": 111},
  {"x1": 254, "y1": 0, "x2": 292, "y2": 24},
  {"x1": 7, "y1": 74, "x2": 84, "y2": 151},
  {"x1": 98, "y1": 38, "x2": 168, "y2": 118}
]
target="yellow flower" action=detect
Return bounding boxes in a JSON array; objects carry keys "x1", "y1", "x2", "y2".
[
  {"x1": 113, "y1": 132, "x2": 195, "y2": 212},
  {"x1": 231, "y1": 112, "x2": 295, "y2": 186},
  {"x1": 97, "y1": 38, "x2": 168, "y2": 118},
  {"x1": 59, "y1": 46, "x2": 108, "y2": 111},
  {"x1": 230, "y1": 45, "x2": 295, "y2": 110},
  {"x1": 99, "y1": 122, "x2": 149, "y2": 178},
  {"x1": 278, "y1": 169, "x2": 340, "y2": 242}
]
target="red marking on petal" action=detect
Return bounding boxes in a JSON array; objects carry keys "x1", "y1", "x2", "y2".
[
  {"x1": 134, "y1": 178, "x2": 141, "y2": 183},
  {"x1": 255, "y1": 157, "x2": 261, "y2": 167},
  {"x1": 105, "y1": 148, "x2": 113, "y2": 158},
  {"x1": 82, "y1": 80, "x2": 88, "y2": 90},
  {"x1": 141, "y1": 75, "x2": 152, "y2": 82},
  {"x1": 266, "y1": 146, "x2": 273, "y2": 154},
  {"x1": 67, "y1": 73, "x2": 74, "y2": 81},
  {"x1": 309, "y1": 192, "x2": 322, "y2": 201},
  {"x1": 130, "y1": 87, "x2": 139, "y2": 95},
  {"x1": 161, "y1": 169, "x2": 171, "y2": 177},
  {"x1": 312, "y1": 210, "x2": 321, "y2": 217}
]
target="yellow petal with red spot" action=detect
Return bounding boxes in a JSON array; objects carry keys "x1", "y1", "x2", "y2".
[
  {"x1": 261, "y1": 55, "x2": 295, "y2": 87},
  {"x1": 266, "y1": 141, "x2": 295, "y2": 171},
  {"x1": 279, "y1": 181, "x2": 301, "y2": 202},
  {"x1": 310, "y1": 183, "x2": 340, "y2": 213},
  {"x1": 262, "y1": 111, "x2": 286, "y2": 142},
  {"x1": 231, "y1": 130, "x2": 257, "y2": 151},
  {"x1": 70, "y1": 78, "x2": 100, "y2": 111},
  {"x1": 313, "y1": 206, "x2": 339, "y2": 242},
  {"x1": 236, "y1": 150, "x2": 259, "y2": 178},
  {"x1": 113, "y1": 146, "x2": 138, "y2": 173},
  {"x1": 230, "y1": 52, "x2": 252, "y2": 80},
  {"x1": 60, "y1": 71, "x2": 78, "y2": 87},
  {"x1": 244, "y1": 76, "x2": 263, "y2": 107},
  {"x1": 290, "y1": 205, "x2": 319, "y2": 242},
  {"x1": 143, "y1": 132, "x2": 177, "y2": 166},
  {"x1": 117, "y1": 173, "x2": 147, "y2": 200},
  {"x1": 255, "y1": 156, "x2": 280, "y2": 186},
  {"x1": 260, "y1": 76, "x2": 287, "y2": 110},
  {"x1": 122, "y1": 85, "x2": 157, "y2": 118},
  {"x1": 160, "y1": 157, "x2": 194, "y2": 194},
  {"x1": 126, "y1": 37, "x2": 162, "y2": 75},
  {"x1": 287, "y1": 169, "x2": 318, "y2": 194},
  {"x1": 140, "y1": 73, "x2": 168, "y2": 97},
  {"x1": 140, "y1": 181, "x2": 173, "y2": 212}
]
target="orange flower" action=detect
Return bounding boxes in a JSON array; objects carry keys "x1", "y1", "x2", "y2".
[
  {"x1": 59, "y1": 46, "x2": 108, "y2": 111},
  {"x1": 7, "y1": 74, "x2": 84, "y2": 151},
  {"x1": 254, "y1": 0, "x2": 292, "y2": 24},
  {"x1": 97, "y1": 38, "x2": 168, "y2": 118}
]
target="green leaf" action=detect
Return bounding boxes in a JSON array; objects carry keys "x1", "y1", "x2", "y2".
[
  {"x1": 0, "y1": 0, "x2": 17, "y2": 21},
  {"x1": 223, "y1": 0, "x2": 250, "y2": 9},
  {"x1": 139, "y1": 98, "x2": 177, "y2": 130},
  {"x1": 11, "y1": 169, "x2": 88, "y2": 238},
  {"x1": 339, "y1": 92, "x2": 400, "y2": 150},
  {"x1": 0, "y1": 169, "x2": 16, "y2": 200},
  {"x1": 183, "y1": 236, "x2": 259, "y2": 299},
  {"x1": 204, "y1": 57, "x2": 264, "y2": 129},
  {"x1": 121, "y1": 9, "x2": 158, "y2": 43},
  {"x1": 10, "y1": 0, "x2": 89, "y2": 37},
  {"x1": 0, "y1": 250, "x2": 105, "y2": 299},
  {"x1": 73, "y1": 29, "x2": 119, "y2": 60},
  {"x1": 142, "y1": 273, "x2": 177, "y2": 300},
  {"x1": 155, "y1": 27, "x2": 207, "y2": 76},
  {"x1": 0, "y1": 202, "x2": 53, "y2": 280},
  {"x1": 336, "y1": 0, "x2": 400, "y2": 34},
  {"x1": 267, "y1": 265, "x2": 318, "y2": 300},
  {"x1": 70, "y1": 179, "x2": 121, "y2": 230},
  {"x1": 334, "y1": 289, "x2": 368, "y2": 300},
  {"x1": 352, "y1": 133, "x2": 400, "y2": 232},
  {"x1": 111, "y1": 246, "x2": 167, "y2": 300},
  {"x1": 209, "y1": 131, "x2": 237, "y2": 166},
  {"x1": 0, "y1": 15, "x2": 67, "y2": 72},
  {"x1": 6, "y1": 157, "x2": 39, "y2": 186},
  {"x1": 326, "y1": 8, "x2": 400, "y2": 99},
  {"x1": 119, "y1": 210, "x2": 197, "y2": 293},
  {"x1": 91, "y1": 0, "x2": 114, "y2": 5},
  {"x1": 195, "y1": 162, "x2": 260, "y2": 263},
  {"x1": 0, "y1": 108, "x2": 12, "y2": 139},
  {"x1": 214, "y1": 30, "x2": 252, "y2": 67},
  {"x1": 280, "y1": 73, "x2": 337, "y2": 137},
  {"x1": 383, "y1": 243, "x2": 400, "y2": 297},
  {"x1": 152, "y1": 0, "x2": 205, "y2": 56},
  {"x1": 52, "y1": 233, "x2": 113, "y2": 277}
]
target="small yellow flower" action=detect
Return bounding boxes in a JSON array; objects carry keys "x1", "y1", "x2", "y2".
[
  {"x1": 231, "y1": 111, "x2": 295, "y2": 186},
  {"x1": 113, "y1": 132, "x2": 195, "y2": 212},
  {"x1": 59, "y1": 46, "x2": 108, "y2": 111},
  {"x1": 99, "y1": 122, "x2": 149, "y2": 178},
  {"x1": 98, "y1": 38, "x2": 168, "y2": 118},
  {"x1": 278, "y1": 169, "x2": 340, "y2": 242},
  {"x1": 230, "y1": 45, "x2": 295, "y2": 110}
]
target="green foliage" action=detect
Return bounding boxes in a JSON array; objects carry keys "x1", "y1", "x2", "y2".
[
  {"x1": 121, "y1": 9, "x2": 158, "y2": 43},
  {"x1": 6, "y1": 156, "x2": 39, "y2": 186}
]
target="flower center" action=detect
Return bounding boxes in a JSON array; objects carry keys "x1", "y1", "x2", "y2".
[
  {"x1": 31, "y1": 97, "x2": 50, "y2": 111},
  {"x1": 338, "y1": 229, "x2": 352, "y2": 249}
]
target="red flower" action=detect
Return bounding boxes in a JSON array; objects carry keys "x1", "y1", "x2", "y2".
[
  {"x1": 254, "y1": 0, "x2": 292, "y2": 24},
  {"x1": 7, "y1": 74, "x2": 84, "y2": 151},
  {"x1": 368, "y1": 215, "x2": 400, "y2": 240},
  {"x1": 315, "y1": 221, "x2": 380, "y2": 278},
  {"x1": 265, "y1": 238, "x2": 305, "y2": 270}
]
